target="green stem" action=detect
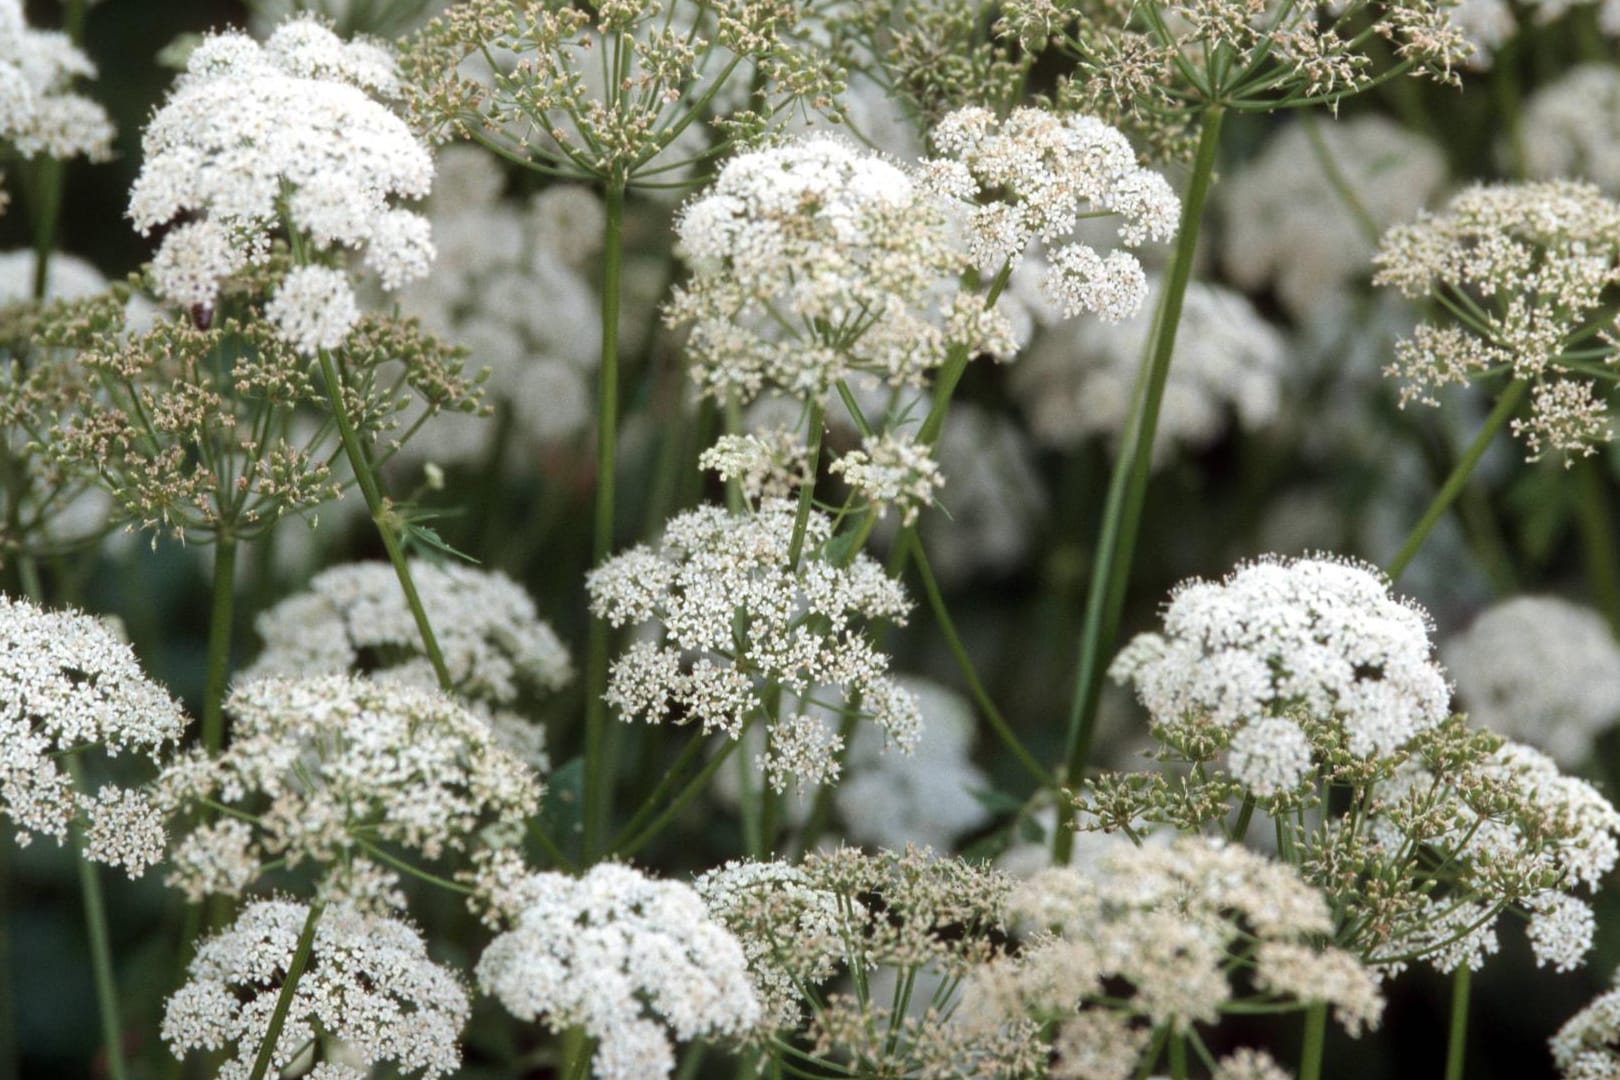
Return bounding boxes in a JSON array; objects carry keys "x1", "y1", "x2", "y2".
[
  {"x1": 906, "y1": 532, "x2": 1051, "y2": 785},
  {"x1": 1168, "y1": 1029, "x2": 1188, "y2": 1080},
  {"x1": 1054, "y1": 107, "x2": 1225, "y2": 863},
  {"x1": 201, "y1": 538, "x2": 236, "y2": 755},
  {"x1": 28, "y1": 0, "x2": 87, "y2": 300},
  {"x1": 1300, "y1": 112, "x2": 1378, "y2": 243},
  {"x1": 1299, "y1": 1001, "x2": 1327, "y2": 1080},
  {"x1": 583, "y1": 180, "x2": 627, "y2": 862},
  {"x1": 1444, "y1": 964, "x2": 1470, "y2": 1080},
  {"x1": 245, "y1": 901, "x2": 324, "y2": 1080},
  {"x1": 607, "y1": 731, "x2": 708, "y2": 856},
  {"x1": 67, "y1": 759, "x2": 127, "y2": 1080},
  {"x1": 786, "y1": 400, "x2": 825, "y2": 566},
  {"x1": 1387, "y1": 379, "x2": 1527, "y2": 583},
  {"x1": 615, "y1": 736, "x2": 740, "y2": 857},
  {"x1": 1577, "y1": 460, "x2": 1620, "y2": 632},
  {"x1": 317, "y1": 347, "x2": 453, "y2": 689}
]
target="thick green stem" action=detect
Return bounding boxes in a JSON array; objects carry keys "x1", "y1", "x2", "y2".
[
  {"x1": 907, "y1": 532, "x2": 1050, "y2": 785},
  {"x1": 67, "y1": 759, "x2": 126, "y2": 1080},
  {"x1": 28, "y1": 0, "x2": 86, "y2": 301},
  {"x1": 245, "y1": 901, "x2": 324, "y2": 1080},
  {"x1": 1444, "y1": 964, "x2": 1471, "y2": 1080},
  {"x1": 1054, "y1": 107, "x2": 1225, "y2": 863},
  {"x1": 201, "y1": 538, "x2": 237, "y2": 755},
  {"x1": 583, "y1": 180, "x2": 627, "y2": 861},
  {"x1": 1299, "y1": 1001, "x2": 1327, "y2": 1080},
  {"x1": 1387, "y1": 379, "x2": 1527, "y2": 583},
  {"x1": 1168, "y1": 1029, "x2": 1188, "y2": 1080},
  {"x1": 317, "y1": 348, "x2": 453, "y2": 689}
]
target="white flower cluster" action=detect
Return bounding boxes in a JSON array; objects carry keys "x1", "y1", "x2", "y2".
[
  {"x1": 828, "y1": 431, "x2": 945, "y2": 526},
  {"x1": 0, "y1": 0, "x2": 112, "y2": 166},
  {"x1": 586, "y1": 502, "x2": 920, "y2": 791},
  {"x1": 474, "y1": 861, "x2": 760, "y2": 1080},
  {"x1": 927, "y1": 106, "x2": 1179, "y2": 322},
  {"x1": 1445, "y1": 597, "x2": 1620, "y2": 767},
  {"x1": 1554, "y1": 967, "x2": 1620, "y2": 1080},
  {"x1": 246, "y1": 560, "x2": 571, "y2": 769},
  {"x1": 972, "y1": 838, "x2": 1382, "y2": 1046},
  {"x1": 1221, "y1": 116, "x2": 1447, "y2": 323},
  {"x1": 1111, "y1": 555, "x2": 1452, "y2": 796},
  {"x1": 129, "y1": 16, "x2": 434, "y2": 350},
  {"x1": 0, "y1": 595, "x2": 185, "y2": 876},
  {"x1": 1013, "y1": 273, "x2": 1285, "y2": 462},
  {"x1": 667, "y1": 134, "x2": 1010, "y2": 405},
  {"x1": 392, "y1": 147, "x2": 604, "y2": 465},
  {"x1": 699, "y1": 429, "x2": 812, "y2": 503},
  {"x1": 158, "y1": 674, "x2": 540, "y2": 901},
  {"x1": 163, "y1": 899, "x2": 468, "y2": 1080}
]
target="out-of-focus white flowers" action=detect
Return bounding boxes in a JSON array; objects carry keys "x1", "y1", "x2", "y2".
[
  {"x1": 473, "y1": 860, "x2": 759, "y2": 1080},
  {"x1": 1445, "y1": 596, "x2": 1620, "y2": 767},
  {"x1": 0, "y1": 595, "x2": 185, "y2": 876},
  {"x1": 129, "y1": 16, "x2": 434, "y2": 351},
  {"x1": 1518, "y1": 64, "x2": 1620, "y2": 193},
  {"x1": 163, "y1": 898, "x2": 469, "y2": 1079},
  {"x1": 0, "y1": 0, "x2": 112, "y2": 168}
]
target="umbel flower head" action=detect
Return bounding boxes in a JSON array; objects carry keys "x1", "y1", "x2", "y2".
[
  {"x1": 158, "y1": 674, "x2": 540, "y2": 903},
  {"x1": 0, "y1": 0, "x2": 113, "y2": 169},
  {"x1": 246, "y1": 559, "x2": 571, "y2": 769},
  {"x1": 967, "y1": 837, "x2": 1383, "y2": 1057},
  {"x1": 666, "y1": 133, "x2": 1013, "y2": 406},
  {"x1": 129, "y1": 16, "x2": 435, "y2": 352},
  {"x1": 1110, "y1": 553, "x2": 1451, "y2": 794},
  {"x1": 403, "y1": 0, "x2": 841, "y2": 186},
  {"x1": 163, "y1": 898, "x2": 469, "y2": 1079},
  {"x1": 471, "y1": 858, "x2": 760, "y2": 1080},
  {"x1": 586, "y1": 500, "x2": 920, "y2": 791},
  {"x1": 0, "y1": 594, "x2": 185, "y2": 876},
  {"x1": 1373, "y1": 180, "x2": 1620, "y2": 461}
]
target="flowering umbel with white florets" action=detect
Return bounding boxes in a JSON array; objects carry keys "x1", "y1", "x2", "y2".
[
  {"x1": 0, "y1": 0, "x2": 114, "y2": 210},
  {"x1": 471, "y1": 858, "x2": 760, "y2": 1080},
  {"x1": 0, "y1": 595, "x2": 184, "y2": 877},
  {"x1": 163, "y1": 899, "x2": 470, "y2": 1080},
  {"x1": 587, "y1": 501, "x2": 920, "y2": 791},
  {"x1": 129, "y1": 17, "x2": 435, "y2": 353},
  {"x1": 1374, "y1": 180, "x2": 1620, "y2": 461},
  {"x1": 1094, "y1": 553, "x2": 1620, "y2": 977}
]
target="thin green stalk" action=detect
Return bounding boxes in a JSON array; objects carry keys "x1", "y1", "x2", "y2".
[
  {"x1": 67, "y1": 759, "x2": 126, "y2": 1080},
  {"x1": 583, "y1": 180, "x2": 627, "y2": 861},
  {"x1": 1055, "y1": 107, "x2": 1225, "y2": 863},
  {"x1": 1300, "y1": 112, "x2": 1378, "y2": 243},
  {"x1": 1576, "y1": 460, "x2": 1620, "y2": 632},
  {"x1": 1444, "y1": 964, "x2": 1471, "y2": 1080},
  {"x1": 1387, "y1": 379, "x2": 1527, "y2": 582},
  {"x1": 786, "y1": 400, "x2": 825, "y2": 566},
  {"x1": 907, "y1": 532, "x2": 1051, "y2": 786},
  {"x1": 201, "y1": 538, "x2": 237, "y2": 755},
  {"x1": 316, "y1": 347, "x2": 452, "y2": 689},
  {"x1": 616, "y1": 736, "x2": 740, "y2": 858},
  {"x1": 1299, "y1": 1001, "x2": 1327, "y2": 1080},
  {"x1": 608, "y1": 731, "x2": 708, "y2": 856},
  {"x1": 245, "y1": 901, "x2": 324, "y2": 1080},
  {"x1": 28, "y1": 0, "x2": 87, "y2": 301}
]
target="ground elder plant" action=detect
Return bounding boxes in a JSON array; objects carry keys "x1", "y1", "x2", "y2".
[{"x1": 11, "y1": 2, "x2": 1620, "y2": 1080}]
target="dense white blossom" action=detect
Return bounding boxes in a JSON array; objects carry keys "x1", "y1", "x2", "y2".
[
  {"x1": 587, "y1": 501, "x2": 919, "y2": 791},
  {"x1": 667, "y1": 134, "x2": 1008, "y2": 405},
  {"x1": 247, "y1": 559, "x2": 570, "y2": 769},
  {"x1": 828, "y1": 432, "x2": 945, "y2": 526},
  {"x1": 1554, "y1": 968, "x2": 1620, "y2": 1079},
  {"x1": 474, "y1": 862, "x2": 759, "y2": 1080},
  {"x1": 1111, "y1": 555, "x2": 1451, "y2": 768},
  {"x1": 1518, "y1": 65, "x2": 1620, "y2": 194},
  {"x1": 158, "y1": 674, "x2": 540, "y2": 897},
  {"x1": 1013, "y1": 273, "x2": 1285, "y2": 461},
  {"x1": 1445, "y1": 597, "x2": 1620, "y2": 766},
  {"x1": 129, "y1": 16, "x2": 434, "y2": 346},
  {"x1": 0, "y1": 0, "x2": 112, "y2": 167},
  {"x1": 0, "y1": 595, "x2": 185, "y2": 875},
  {"x1": 163, "y1": 899, "x2": 468, "y2": 1079}
]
